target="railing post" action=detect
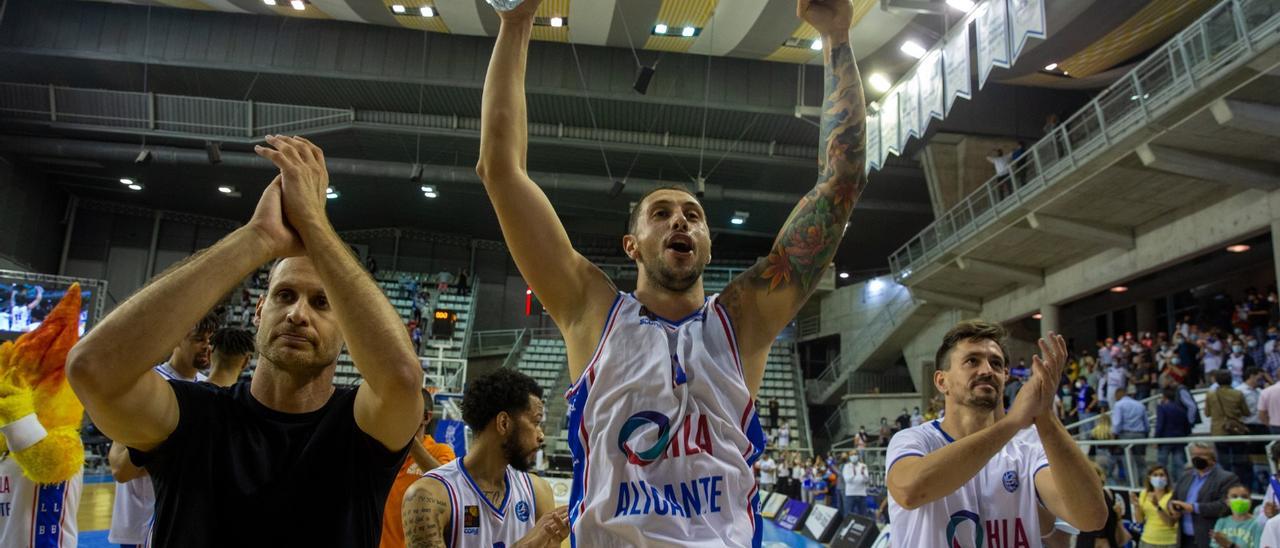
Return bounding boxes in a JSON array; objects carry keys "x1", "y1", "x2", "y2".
[
  {"x1": 48, "y1": 84, "x2": 56, "y2": 122},
  {"x1": 1231, "y1": 0, "x2": 1254, "y2": 53},
  {"x1": 1030, "y1": 143, "x2": 1045, "y2": 187},
  {"x1": 148, "y1": 92, "x2": 156, "y2": 129},
  {"x1": 1177, "y1": 34, "x2": 1200, "y2": 90},
  {"x1": 1124, "y1": 444, "x2": 1137, "y2": 489},
  {"x1": 1131, "y1": 72, "x2": 1150, "y2": 121},
  {"x1": 1093, "y1": 101, "x2": 1111, "y2": 146},
  {"x1": 1060, "y1": 124, "x2": 1077, "y2": 169},
  {"x1": 246, "y1": 100, "x2": 254, "y2": 137}
]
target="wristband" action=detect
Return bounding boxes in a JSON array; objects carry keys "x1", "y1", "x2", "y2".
[{"x1": 0, "y1": 414, "x2": 47, "y2": 452}]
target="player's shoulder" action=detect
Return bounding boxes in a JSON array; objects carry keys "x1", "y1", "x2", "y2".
[
  {"x1": 407, "y1": 470, "x2": 452, "y2": 500},
  {"x1": 886, "y1": 420, "x2": 947, "y2": 456}
]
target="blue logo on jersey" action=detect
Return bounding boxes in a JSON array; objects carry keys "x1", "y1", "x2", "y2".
[
  {"x1": 1002, "y1": 471, "x2": 1019, "y2": 493},
  {"x1": 617, "y1": 410, "x2": 673, "y2": 466},
  {"x1": 515, "y1": 501, "x2": 530, "y2": 522}
]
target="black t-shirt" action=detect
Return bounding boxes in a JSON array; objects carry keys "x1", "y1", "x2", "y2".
[{"x1": 129, "y1": 380, "x2": 409, "y2": 547}]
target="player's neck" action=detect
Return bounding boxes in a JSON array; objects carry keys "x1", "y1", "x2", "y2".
[
  {"x1": 940, "y1": 403, "x2": 996, "y2": 439},
  {"x1": 463, "y1": 435, "x2": 510, "y2": 488},
  {"x1": 249, "y1": 359, "x2": 335, "y2": 414},
  {"x1": 633, "y1": 279, "x2": 706, "y2": 321},
  {"x1": 168, "y1": 352, "x2": 199, "y2": 379},
  {"x1": 207, "y1": 365, "x2": 241, "y2": 387}
]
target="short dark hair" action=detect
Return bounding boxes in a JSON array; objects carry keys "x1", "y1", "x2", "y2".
[
  {"x1": 1245, "y1": 366, "x2": 1262, "y2": 380},
  {"x1": 1215, "y1": 369, "x2": 1233, "y2": 386},
  {"x1": 935, "y1": 320, "x2": 1009, "y2": 370},
  {"x1": 194, "y1": 311, "x2": 221, "y2": 338},
  {"x1": 1162, "y1": 386, "x2": 1180, "y2": 402},
  {"x1": 210, "y1": 327, "x2": 255, "y2": 355},
  {"x1": 627, "y1": 185, "x2": 700, "y2": 234},
  {"x1": 460, "y1": 368, "x2": 544, "y2": 431}
]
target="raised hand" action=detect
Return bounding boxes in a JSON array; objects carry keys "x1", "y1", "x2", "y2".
[
  {"x1": 246, "y1": 175, "x2": 305, "y2": 259},
  {"x1": 798, "y1": 0, "x2": 853, "y2": 38},
  {"x1": 254, "y1": 135, "x2": 330, "y2": 236}
]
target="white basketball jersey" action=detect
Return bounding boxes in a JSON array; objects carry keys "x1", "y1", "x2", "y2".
[
  {"x1": 566, "y1": 293, "x2": 767, "y2": 548},
  {"x1": 10, "y1": 306, "x2": 30, "y2": 331},
  {"x1": 109, "y1": 364, "x2": 206, "y2": 545},
  {"x1": 422, "y1": 459, "x2": 538, "y2": 548},
  {"x1": 0, "y1": 455, "x2": 82, "y2": 548},
  {"x1": 886, "y1": 420, "x2": 1049, "y2": 548}
]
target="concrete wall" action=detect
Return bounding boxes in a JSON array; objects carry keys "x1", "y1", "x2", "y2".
[
  {"x1": 840, "y1": 393, "x2": 925, "y2": 435},
  {"x1": 920, "y1": 134, "x2": 1024, "y2": 217},
  {"x1": 818, "y1": 276, "x2": 912, "y2": 360}
]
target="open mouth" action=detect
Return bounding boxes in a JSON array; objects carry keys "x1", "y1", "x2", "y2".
[{"x1": 666, "y1": 235, "x2": 694, "y2": 256}]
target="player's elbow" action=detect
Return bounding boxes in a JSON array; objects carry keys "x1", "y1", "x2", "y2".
[
  {"x1": 1068, "y1": 493, "x2": 1109, "y2": 531},
  {"x1": 886, "y1": 474, "x2": 926, "y2": 510},
  {"x1": 66, "y1": 343, "x2": 105, "y2": 397}
]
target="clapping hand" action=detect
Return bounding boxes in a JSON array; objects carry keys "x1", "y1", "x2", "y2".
[{"x1": 797, "y1": 0, "x2": 853, "y2": 38}]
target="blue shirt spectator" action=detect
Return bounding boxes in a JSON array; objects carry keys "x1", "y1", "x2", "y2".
[
  {"x1": 1112, "y1": 391, "x2": 1149, "y2": 435},
  {"x1": 1156, "y1": 395, "x2": 1192, "y2": 438}
]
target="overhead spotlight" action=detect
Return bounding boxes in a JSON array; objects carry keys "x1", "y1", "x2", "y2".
[
  {"x1": 810, "y1": 38, "x2": 823, "y2": 51},
  {"x1": 290, "y1": 0, "x2": 305, "y2": 10},
  {"x1": 421, "y1": 185, "x2": 438, "y2": 199},
  {"x1": 867, "y1": 278, "x2": 885, "y2": 292},
  {"x1": 681, "y1": 26, "x2": 696, "y2": 37},
  {"x1": 868, "y1": 101, "x2": 880, "y2": 113},
  {"x1": 420, "y1": 6, "x2": 434, "y2": 17},
  {"x1": 134, "y1": 149, "x2": 152, "y2": 165},
  {"x1": 127, "y1": 183, "x2": 144, "y2": 191},
  {"x1": 550, "y1": 16, "x2": 564, "y2": 27},
  {"x1": 218, "y1": 185, "x2": 234, "y2": 194},
  {"x1": 1032, "y1": 313, "x2": 1043, "y2": 320},
  {"x1": 391, "y1": 4, "x2": 405, "y2": 13},
  {"x1": 695, "y1": 176, "x2": 706, "y2": 199},
  {"x1": 869, "y1": 73, "x2": 892, "y2": 93},
  {"x1": 119, "y1": 178, "x2": 135, "y2": 186},
  {"x1": 1110, "y1": 286, "x2": 1128, "y2": 293},
  {"x1": 1043, "y1": 62, "x2": 1059, "y2": 71},
  {"x1": 1227, "y1": 244, "x2": 1251, "y2": 253},
  {"x1": 326, "y1": 186, "x2": 339, "y2": 199},
  {"x1": 653, "y1": 23, "x2": 668, "y2": 35},
  {"x1": 410, "y1": 164, "x2": 424, "y2": 182},
  {"x1": 945, "y1": 0, "x2": 975, "y2": 11},
  {"x1": 423, "y1": 191, "x2": 438, "y2": 199},
  {"x1": 608, "y1": 180, "x2": 625, "y2": 198},
  {"x1": 634, "y1": 65, "x2": 656, "y2": 95},
  {"x1": 206, "y1": 141, "x2": 222, "y2": 165},
  {"x1": 730, "y1": 211, "x2": 749, "y2": 226},
  {"x1": 899, "y1": 40, "x2": 927, "y2": 59},
  {"x1": 839, "y1": 272, "x2": 850, "y2": 279},
  {"x1": 263, "y1": 0, "x2": 276, "y2": 5}
]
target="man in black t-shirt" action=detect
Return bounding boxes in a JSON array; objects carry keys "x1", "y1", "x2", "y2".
[{"x1": 68, "y1": 136, "x2": 424, "y2": 547}]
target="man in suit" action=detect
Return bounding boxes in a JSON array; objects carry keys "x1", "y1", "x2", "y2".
[{"x1": 1170, "y1": 442, "x2": 1240, "y2": 547}]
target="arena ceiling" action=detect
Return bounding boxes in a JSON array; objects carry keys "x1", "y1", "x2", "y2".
[{"x1": 0, "y1": 0, "x2": 1213, "y2": 276}]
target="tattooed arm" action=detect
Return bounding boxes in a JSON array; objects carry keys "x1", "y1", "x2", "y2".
[
  {"x1": 403, "y1": 478, "x2": 450, "y2": 548},
  {"x1": 721, "y1": 0, "x2": 867, "y2": 395}
]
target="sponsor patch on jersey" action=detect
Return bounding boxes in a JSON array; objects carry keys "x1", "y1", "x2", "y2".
[
  {"x1": 1002, "y1": 471, "x2": 1019, "y2": 493},
  {"x1": 515, "y1": 500, "x2": 530, "y2": 522},
  {"x1": 464, "y1": 505, "x2": 480, "y2": 535}
]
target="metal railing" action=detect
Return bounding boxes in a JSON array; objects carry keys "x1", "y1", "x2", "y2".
[
  {"x1": 888, "y1": 0, "x2": 1280, "y2": 283},
  {"x1": 468, "y1": 328, "x2": 528, "y2": 356},
  {"x1": 810, "y1": 284, "x2": 920, "y2": 403},
  {"x1": 1064, "y1": 388, "x2": 1210, "y2": 437}
]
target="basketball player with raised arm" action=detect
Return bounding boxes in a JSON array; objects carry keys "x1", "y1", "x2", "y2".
[
  {"x1": 886, "y1": 321, "x2": 1107, "y2": 547},
  {"x1": 477, "y1": 0, "x2": 868, "y2": 545}
]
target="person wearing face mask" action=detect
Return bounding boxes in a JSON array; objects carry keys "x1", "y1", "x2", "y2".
[
  {"x1": 1247, "y1": 338, "x2": 1266, "y2": 375},
  {"x1": 1131, "y1": 465, "x2": 1180, "y2": 548},
  {"x1": 842, "y1": 451, "x2": 869, "y2": 517},
  {"x1": 910, "y1": 406, "x2": 924, "y2": 427},
  {"x1": 1076, "y1": 376, "x2": 1100, "y2": 438},
  {"x1": 1227, "y1": 342, "x2": 1257, "y2": 386},
  {"x1": 1211, "y1": 483, "x2": 1264, "y2": 548},
  {"x1": 1171, "y1": 443, "x2": 1241, "y2": 548},
  {"x1": 1174, "y1": 335, "x2": 1200, "y2": 385}
]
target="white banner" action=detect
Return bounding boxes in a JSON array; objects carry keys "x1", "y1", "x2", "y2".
[
  {"x1": 1009, "y1": 0, "x2": 1046, "y2": 62},
  {"x1": 867, "y1": 113, "x2": 881, "y2": 171},
  {"x1": 880, "y1": 90, "x2": 900, "y2": 157},
  {"x1": 943, "y1": 23, "x2": 971, "y2": 115},
  {"x1": 900, "y1": 73, "x2": 920, "y2": 143},
  {"x1": 976, "y1": 0, "x2": 1011, "y2": 89},
  {"x1": 919, "y1": 51, "x2": 945, "y2": 130}
]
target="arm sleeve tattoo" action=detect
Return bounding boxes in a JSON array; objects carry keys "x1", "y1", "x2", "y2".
[{"x1": 403, "y1": 486, "x2": 450, "y2": 548}]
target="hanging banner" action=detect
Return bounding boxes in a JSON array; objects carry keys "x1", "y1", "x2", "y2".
[
  {"x1": 867, "y1": 113, "x2": 881, "y2": 172},
  {"x1": 880, "y1": 90, "x2": 900, "y2": 157},
  {"x1": 919, "y1": 51, "x2": 944, "y2": 130},
  {"x1": 976, "y1": 0, "x2": 1011, "y2": 90},
  {"x1": 943, "y1": 23, "x2": 971, "y2": 116},
  {"x1": 900, "y1": 73, "x2": 921, "y2": 143},
  {"x1": 1009, "y1": 0, "x2": 1047, "y2": 62}
]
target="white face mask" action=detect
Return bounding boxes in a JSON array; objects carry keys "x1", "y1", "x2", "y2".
[{"x1": 1150, "y1": 476, "x2": 1168, "y2": 489}]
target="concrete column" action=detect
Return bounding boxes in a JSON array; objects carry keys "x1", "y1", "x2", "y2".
[
  {"x1": 1136, "y1": 299, "x2": 1156, "y2": 335},
  {"x1": 1272, "y1": 220, "x2": 1280, "y2": 290},
  {"x1": 1040, "y1": 304, "x2": 1060, "y2": 339}
]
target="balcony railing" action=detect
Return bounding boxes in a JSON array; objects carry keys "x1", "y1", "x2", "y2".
[{"x1": 889, "y1": 0, "x2": 1280, "y2": 283}]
